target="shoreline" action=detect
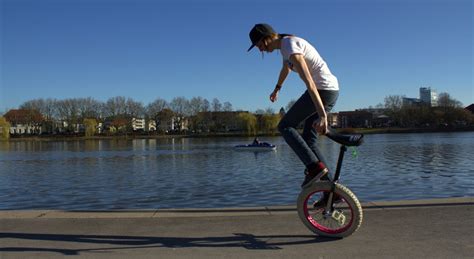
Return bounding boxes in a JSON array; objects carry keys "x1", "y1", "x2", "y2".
[{"x1": 2, "y1": 126, "x2": 473, "y2": 142}]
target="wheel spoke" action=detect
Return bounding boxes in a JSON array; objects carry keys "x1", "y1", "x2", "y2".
[{"x1": 304, "y1": 190, "x2": 353, "y2": 233}]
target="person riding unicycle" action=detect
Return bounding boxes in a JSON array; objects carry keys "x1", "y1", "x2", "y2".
[{"x1": 247, "y1": 23, "x2": 340, "y2": 205}]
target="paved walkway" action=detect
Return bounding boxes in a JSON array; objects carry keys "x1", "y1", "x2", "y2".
[{"x1": 1, "y1": 197, "x2": 473, "y2": 258}]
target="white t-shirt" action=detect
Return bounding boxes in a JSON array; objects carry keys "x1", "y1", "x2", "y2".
[{"x1": 280, "y1": 36, "x2": 339, "y2": 91}]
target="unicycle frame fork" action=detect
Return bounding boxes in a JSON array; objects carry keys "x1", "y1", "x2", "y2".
[{"x1": 325, "y1": 145, "x2": 348, "y2": 212}]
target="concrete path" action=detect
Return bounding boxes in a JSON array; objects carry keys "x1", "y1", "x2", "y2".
[{"x1": 1, "y1": 197, "x2": 473, "y2": 258}]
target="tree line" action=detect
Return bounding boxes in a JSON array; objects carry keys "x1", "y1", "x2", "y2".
[
  {"x1": 0, "y1": 96, "x2": 285, "y2": 138},
  {"x1": 382, "y1": 92, "x2": 473, "y2": 128},
  {"x1": 1, "y1": 92, "x2": 471, "y2": 140},
  {"x1": 16, "y1": 96, "x2": 234, "y2": 121}
]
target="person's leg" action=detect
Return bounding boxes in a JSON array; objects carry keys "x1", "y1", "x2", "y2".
[
  {"x1": 301, "y1": 113, "x2": 331, "y2": 181},
  {"x1": 301, "y1": 90, "x2": 339, "y2": 195},
  {"x1": 301, "y1": 90, "x2": 339, "y2": 178},
  {"x1": 278, "y1": 91, "x2": 319, "y2": 168},
  {"x1": 302, "y1": 113, "x2": 326, "y2": 163}
]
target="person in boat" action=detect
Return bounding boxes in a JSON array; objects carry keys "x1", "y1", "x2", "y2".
[{"x1": 252, "y1": 137, "x2": 260, "y2": 145}]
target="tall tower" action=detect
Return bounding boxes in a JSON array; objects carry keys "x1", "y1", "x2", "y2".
[{"x1": 420, "y1": 87, "x2": 438, "y2": 107}]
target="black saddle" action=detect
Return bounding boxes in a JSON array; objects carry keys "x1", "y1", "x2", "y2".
[{"x1": 326, "y1": 129, "x2": 364, "y2": 147}]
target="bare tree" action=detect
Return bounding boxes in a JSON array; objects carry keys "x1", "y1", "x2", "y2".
[
  {"x1": 20, "y1": 98, "x2": 57, "y2": 121},
  {"x1": 126, "y1": 98, "x2": 145, "y2": 118},
  {"x1": 170, "y1": 96, "x2": 190, "y2": 116},
  {"x1": 20, "y1": 98, "x2": 58, "y2": 133},
  {"x1": 146, "y1": 98, "x2": 168, "y2": 132},
  {"x1": 155, "y1": 108, "x2": 175, "y2": 133},
  {"x1": 55, "y1": 98, "x2": 81, "y2": 132},
  {"x1": 147, "y1": 98, "x2": 168, "y2": 117},
  {"x1": 384, "y1": 95, "x2": 404, "y2": 112},
  {"x1": 195, "y1": 98, "x2": 212, "y2": 132},
  {"x1": 202, "y1": 99, "x2": 210, "y2": 112},
  {"x1": 77, "y1": 97, "x2": 102, "y2": 120},
  {"x1": 169, "y1": 97, "x2": 190, "y2": 132},
  {"x1": 103, "y1": 96, "x2": 128, "y2": 118},
  {"x1": 189, "y1": 96, "x2": 207, "y2": 116},
  {"x1": 375, "y1": 103, "x2": 385, "y2": 109},
  {"x1": 223, "y1": 101, "x2": 233, "y2": 112},
  {"x1": 438, "y1": 92, "x2": 462, "y2": 108},
  {"x1": 383, "y1": 95, "x2": 404, "y2": 126},
  {"x1": 211, "y1": 98, "x2": 222, "y2": 112}
]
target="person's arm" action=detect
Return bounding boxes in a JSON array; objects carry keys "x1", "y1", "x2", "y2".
[
  {"x1": 270, "y1": 63, "x2": 291, "y2": 102},
  {"x1": 289, "y1": 53, "x2": 328, "y2": 134}
]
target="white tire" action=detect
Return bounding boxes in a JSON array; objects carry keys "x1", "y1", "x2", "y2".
[{"x1": 297, "y1": 182, "x2": 363, "y2": 238}]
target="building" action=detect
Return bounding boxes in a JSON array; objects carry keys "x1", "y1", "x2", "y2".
[
  {"x1": 156, "y1": 117, "x2": 174, "y2": 132},
  {"x1": 4, "y1": 109, "x2": 44, "y2": 135},
  {"x1": 401, "y1": 87, "x2": 438, "y2": 108},
  {"x1": 420, "y1": 87, "x2": 438, "y2": 107},
  {"x1": 59, "y1": 121, "x2": 84, "y2": 134},
  {"x1": 358, "y1": 108, "x2": 391, "y2": 127},
  {"x1": 328, "y1": 113, "x2": 338, "y2": 127},
  {"x1": 338, "y1": 110, "x2": 373, "y2": 128},
  {"x1": 148, "y1": 120, "x2": 157, "y2": 131},
  {"x1": 465, "y1": 104, "x2": 474, "y2": 114},
  {"x1": 132, "y1": 118, "x2": 157, "y2": 132},
  {"x1": 402, "y1": 97, "x2": 422, "y2": 107},
  {"x1": 132, "y1": 118, "x2": 146, "y2": 131},
  {"x1": 153, "y1": 109, "x2": 189, "y2": 133}
]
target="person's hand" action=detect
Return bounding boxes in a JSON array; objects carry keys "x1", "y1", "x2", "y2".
[
  {"x1": 313, "y1": 117, "x2": 328, "y2": 135},
  {"x1": 270, "y1": 89, "x2": 279, "y2": 102}
]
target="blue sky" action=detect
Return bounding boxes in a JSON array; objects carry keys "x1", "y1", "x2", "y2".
[{"x1": 1, "y1": 0, "x2": 472, "y2": 114}]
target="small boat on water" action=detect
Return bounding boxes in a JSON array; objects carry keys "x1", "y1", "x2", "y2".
[{"x1": 234, "y1": 138, "x2": 276, "y2": 151}]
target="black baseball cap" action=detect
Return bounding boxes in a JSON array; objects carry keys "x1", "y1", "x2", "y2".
[{"x1": 247, "y1": 23, "x2": 276, "y2": 52}]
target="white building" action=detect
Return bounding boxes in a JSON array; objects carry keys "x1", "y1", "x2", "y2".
[
  {"x1": 132, "y1": 118, "x2": 157, "y2": 132},
  {"x1": 420, "y1": 87, "x2": 438, "y2": 107},
  {"x1": 148, "y1": 120, "x2": 156, "y2": 131},
  {"x1": 9, "y1": 124, "x2": 42, "y2": 135},
  {"x1": 132, "y1": 118, "x2": 146, "y2": 131}
]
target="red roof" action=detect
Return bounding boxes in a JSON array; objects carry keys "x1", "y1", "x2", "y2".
[{"x1": 4, "y1": 109, "x2": 44, "y2": 124}]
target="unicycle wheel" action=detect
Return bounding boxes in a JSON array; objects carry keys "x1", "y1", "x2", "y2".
[{"x1": 297, "y1": 182, "x2": 363, "y2": 238}]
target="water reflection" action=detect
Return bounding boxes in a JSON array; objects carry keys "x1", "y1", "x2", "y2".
[{"x1": 0, "y1": 132, "x2": 473, "y2": 210}]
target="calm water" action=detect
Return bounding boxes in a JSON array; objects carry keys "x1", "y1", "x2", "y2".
[{"x1": 0, "y1": 132, "x2": 473, "y2": 210}]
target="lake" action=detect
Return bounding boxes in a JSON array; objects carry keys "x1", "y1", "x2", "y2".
[{"x1": 0, "y1": 132, "x2": 473, "y2": 210}]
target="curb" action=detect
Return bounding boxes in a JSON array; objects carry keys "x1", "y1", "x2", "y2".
[{"x1": 0, "y1": 197, "x2": 472, "y2": 219}]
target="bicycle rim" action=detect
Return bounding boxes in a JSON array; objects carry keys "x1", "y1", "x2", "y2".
[{"x1": 303, "y1": 190, "x2": 355, "y2": 235}]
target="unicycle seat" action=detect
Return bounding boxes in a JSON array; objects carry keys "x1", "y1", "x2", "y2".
[{"x1": 326, "y1": 129, "x2": 364, "y2": 147}]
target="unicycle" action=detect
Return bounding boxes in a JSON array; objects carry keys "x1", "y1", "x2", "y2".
[{"x1": 297, "y1": 129, "x2": 364, "y2": 238}]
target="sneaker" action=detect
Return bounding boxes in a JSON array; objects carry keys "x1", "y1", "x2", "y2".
[
  {"x1": 301, "y1": 164, "x2": 329, "y2": 188},
  {"x1": 313, "y1": 193, "x2": 343, "y2": 209}
]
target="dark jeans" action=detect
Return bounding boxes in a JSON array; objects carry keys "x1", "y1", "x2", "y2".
[{"x1": 278, "y1": 90, "x2": 339, "y2": 171}]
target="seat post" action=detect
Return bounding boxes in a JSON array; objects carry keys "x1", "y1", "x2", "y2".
[{"x1": 333, "y1": 145, "x2": 347, "y2": 182}]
